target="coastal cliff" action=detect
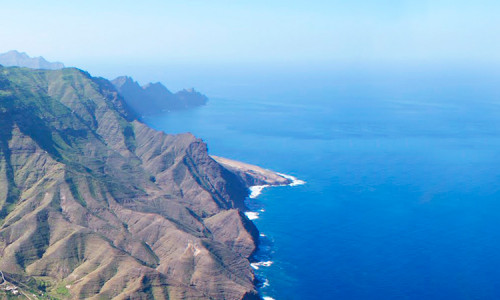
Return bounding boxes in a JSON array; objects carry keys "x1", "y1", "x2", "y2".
[{"x1": 0, "y1": 66, "x2": 279, "y2": 299}]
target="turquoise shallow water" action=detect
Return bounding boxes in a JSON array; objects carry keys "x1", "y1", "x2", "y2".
[{"x1": 144, "y1": 66, "x2": 500, "y2": 300}]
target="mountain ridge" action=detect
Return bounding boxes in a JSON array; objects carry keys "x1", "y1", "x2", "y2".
[
  {"x1": 0, "y1": 65, "x2": 269, "y2": 299},
  {"x1": 0, "y1": 50, "x2": 65, "y2": 70},
  {"x1": 0, "y1": 51, "x2": 208, "y2": 117},
  {"x1": 112, "y1": 76, "x2": 208, "y2": 116}
]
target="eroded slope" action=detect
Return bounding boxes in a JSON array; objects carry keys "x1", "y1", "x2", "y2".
[{"x1": 0, "y1": 66, "x2": 259, "y2": 300}]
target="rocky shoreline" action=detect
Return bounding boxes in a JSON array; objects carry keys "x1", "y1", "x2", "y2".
[
  {"x1": 212, "y1": 155, "x2": 305, "y2": 299},
  {"x1": 0, "y1": 63, "x2": 301, "y2": 300},
  {"x1": 0, "y1": 66, "x2": 273, "y2": 300},
  {"x1": 211, "y1": 156, "x2": 293, "y2": 187}
]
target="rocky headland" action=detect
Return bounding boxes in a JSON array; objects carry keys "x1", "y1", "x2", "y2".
[
  {"x1": 0, "y1": 65, "x2": 290, "y2": 299},
  {"x1": 112, "y1": 76, "x2": 208, "y2": 116},
  {"x1": 211, "y1": 156, "x2": 292, "y2": 188}
]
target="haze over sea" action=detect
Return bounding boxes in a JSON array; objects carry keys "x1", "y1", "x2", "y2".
[{"x1": 141, "y1": 64, "x2": 500, "y2": 300}]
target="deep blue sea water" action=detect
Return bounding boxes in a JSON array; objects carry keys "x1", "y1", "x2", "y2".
[{"x1": 143, "y1": 65, "x2": 500, "y2": 300}]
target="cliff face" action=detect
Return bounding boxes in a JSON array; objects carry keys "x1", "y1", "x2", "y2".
[
  {"x1": 0, "y1": 66, "x2": 258, "y2": 299},
  {"x1": 112, "y1": 76, "x2": 208, "y2": 116}
]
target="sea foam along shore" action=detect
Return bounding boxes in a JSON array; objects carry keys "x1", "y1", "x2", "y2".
[
  {"x1": 245, "y1": 172, "x2": 304, "y2": 300},
  {"x1": 249, "y1": 185, "x2": 270, "y2": 199},
  {"x1": 244, "y1": 211, "x2": 260, "y2": 220},
  {"x1": 244, "y1": 174, "x2": 305, "y2": 221},
  {"x1": 277, "y1": 173, "x2": 306, "y2": 186},
  {"x1": 250, "y1": 261, "x2": 274, "y2": 270},
  {"x1": 249, "y1": 173, "x2": 305, "y2": 199}
]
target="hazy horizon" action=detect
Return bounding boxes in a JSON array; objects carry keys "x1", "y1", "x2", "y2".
[
  {"x1": 1, "y1": 2, "x2": 500, "y2": 300},
  {"x1": 1, "y1": 0, "x2": 499, "y2": 70}
]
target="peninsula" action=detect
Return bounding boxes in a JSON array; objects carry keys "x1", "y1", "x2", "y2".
[{"x1": 0, "y1": 65, "x2": 291, "y2": 299}]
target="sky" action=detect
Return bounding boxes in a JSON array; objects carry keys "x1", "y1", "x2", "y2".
[{"x1": 0, "y1": 1, "x2": 499, "y2": 70}]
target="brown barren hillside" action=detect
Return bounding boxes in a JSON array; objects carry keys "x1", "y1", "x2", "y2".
[{"x1": 0, "y1": 66, "x2": 263, "y2": 299}]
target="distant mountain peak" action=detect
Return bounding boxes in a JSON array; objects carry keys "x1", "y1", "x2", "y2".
[
  {"x1": 111, "y1": 75, "x2": 208, "y2": 115},
  {"x1": 5, "y1": 50, "x2": 28, "y2": 57},
  {"x1": 143, "y1": 81, "x2": 165, "y2": 88},
  {"x1": 112, "y1": 75, "x2": 139, "y2": 88},
  {"x1": 0, "y1": 50, "x2": 65, "y2": 70},
  {"x1": 142, "y1": 81, "x2": 172, "y2": 95}
]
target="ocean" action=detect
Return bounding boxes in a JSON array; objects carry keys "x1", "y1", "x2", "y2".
[{"x1": 141, "y1": 64, "x2": 500, "y2": 300}]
